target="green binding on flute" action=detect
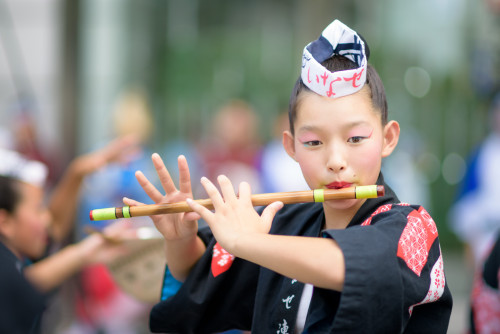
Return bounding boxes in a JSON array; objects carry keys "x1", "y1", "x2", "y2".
[
  {"x1": 90, "y1": 207, "x2": 117, "y2": 221},
  {"x1": 313, "y1": 189, "x2": 325, "y2": 202},
  {"x1": 90, "y1": 206, "x2": 131, "y2": 221},
  {"x1": 355, "y1": 185, "x2": 379, "y2": 199},
  {"x1": 123, "y1": 206, "x2": 131, "y2": 218}
]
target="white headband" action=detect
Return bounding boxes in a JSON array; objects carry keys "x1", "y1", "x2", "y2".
[
  {"x1": 301, "y1": 20, "x2": 367, "y2": 99},
  {"x1": 0, "y1": 148, "x2": 48, "y2": 187}
]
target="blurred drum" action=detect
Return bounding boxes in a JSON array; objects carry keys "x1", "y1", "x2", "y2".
[{"x1": 107, "y1": 227, "x2": 166, "y2": 304}]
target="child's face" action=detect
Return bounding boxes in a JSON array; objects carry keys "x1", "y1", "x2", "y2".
[
  {"x1": 5, "y1": 182, "x2": 50, "y2": 259},
  {"x1": 284, "y1": 89, "x2": 398, "y2": 211}
]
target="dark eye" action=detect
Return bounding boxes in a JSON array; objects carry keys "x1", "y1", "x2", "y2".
[
  {"x1": 348, "y1": 136, "x2": 365, "y2": 144},
  {"x1": 303, "y1": 140, "x2": 322, "y2": 147}
]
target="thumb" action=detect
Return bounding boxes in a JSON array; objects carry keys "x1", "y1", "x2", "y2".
[{"x1": 261, "y1": 201, "x2": 284, "y2": 223}]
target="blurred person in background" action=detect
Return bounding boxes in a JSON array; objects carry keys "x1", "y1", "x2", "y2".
[
  {"x1": 258, "y1": 111, "x2": 309, "y2": 193},
  {"x1": 70, "y1": 89, "x2": 159, "y2": 334},
  {"x1": 483, "y1": 233, "x2": 500, "y2": 278},
  {"x1": 1, "y1": 98, "x2": 63, "y2": 188},
  {"x1": 449, "y1": 92, "x2": 500, "y2": 333},
  {"x1": 197, "y1": 99, "x2": 264, "y2": 194},
  {"x1": 482, "y1": 231, "x2": 500, "y2": 302},
  {"x1": 0, "y1": 146, "x2": 137, "y2": 334}
]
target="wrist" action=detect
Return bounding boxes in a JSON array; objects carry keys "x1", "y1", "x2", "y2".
[
  {"x1": 166, "y1": 233, "x2": 200, "y2": 252},
  {"x1": 74, "y1": 234, "x2": 103, "y2": 266},
  {"x1": 68, "y1": 156, "x2": 92, "y2": 179},
  {"x1": 227, "y1": 231, "x2": 257, "y2": 259}
]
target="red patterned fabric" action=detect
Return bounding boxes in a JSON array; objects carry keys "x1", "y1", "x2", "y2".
[
  {"x1": 397, "y1": 207, "x2": 439, "y2": 276},
  {"x1": 361, "y1": 204, "x2": 393, "y2": 226},
  {"x1": 362, "y1": 204, "x2": 440, "y2": 276},
  {"x1": 408, "y1": 251, "x2": 446, "y2": 315},
  {"x1": 211, "y1": 242, "x2": 235, "y2": 277},
  {"x1": 361, "y1": 202, "x2": 411, "y2": 226}
]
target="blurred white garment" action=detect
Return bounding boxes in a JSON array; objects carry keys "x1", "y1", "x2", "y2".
[
  {"x1": 260, "y1": 140, "x2": 309, "y2": 193},
  {"x1": 449, "y1": 133, "x2": 500, "y2": 263}
]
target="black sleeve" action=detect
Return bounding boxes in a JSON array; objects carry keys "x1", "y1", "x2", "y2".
[
  {"x1": 318, "y1": 205, "x2": 452, "y2": 333},
  {"x1": 149, "y1": 236, "x2": 260, "y2": 334}
]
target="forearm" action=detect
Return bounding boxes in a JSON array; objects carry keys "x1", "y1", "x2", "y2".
[
  {"x1": 24, "y1": 244, "x2": 87, "y2": 292},
  {"x1": 48, "y1": 161, "x2": 86, "y2": 242},
  {"x1": 165, "y1": 235, "x2": 207, "y2": 282},
  {"x1": 232, "y1": 234, "x2": 345, "y2": 291}
]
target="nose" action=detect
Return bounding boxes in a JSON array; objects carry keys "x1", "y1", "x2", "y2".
[{"x1": 326, "y1": 144, "x2": 347, "y2": 173}]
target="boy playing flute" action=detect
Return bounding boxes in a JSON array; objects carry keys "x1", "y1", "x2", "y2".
[{"x1": 127, "y1": 19, "x2": 452, "y2": 333}]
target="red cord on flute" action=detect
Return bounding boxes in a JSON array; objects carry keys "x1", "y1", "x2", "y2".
[{"x1": 89, "y1": 185, "x2": 385, "y2": 221}]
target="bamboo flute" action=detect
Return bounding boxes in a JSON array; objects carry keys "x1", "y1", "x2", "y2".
[{"x1": 89, "y1": 185, "x2": 384, "y2": 221}]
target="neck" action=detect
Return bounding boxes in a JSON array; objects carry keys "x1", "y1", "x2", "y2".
[
  {"x1": 0, "y1": 237, "x2": 22, "y2": 261},
  {"x1": 322, "y1": 199, "x2": 366, "y2": 230}
]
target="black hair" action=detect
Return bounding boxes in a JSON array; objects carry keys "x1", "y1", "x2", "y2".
[
  {"x1": 288, "y1": 55, "x2": 388, "y2": 135},
  {"x1": 0, "y1": 175, "x2": 20, "y2": 214}
]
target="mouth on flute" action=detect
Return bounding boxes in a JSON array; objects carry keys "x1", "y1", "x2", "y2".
[{"x1": 89, "y1": 185, "x2": 384, "y2": 221}]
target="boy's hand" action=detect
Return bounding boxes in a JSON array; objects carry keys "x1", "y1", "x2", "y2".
[
  {"x1": 187, "y1": 175, "x2": 283, "y2": 255},
  {"x1": 124, "y1": 153, "x2": 200, "y2": 242}
]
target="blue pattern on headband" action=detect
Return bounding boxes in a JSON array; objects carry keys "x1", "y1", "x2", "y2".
[{"x1": 307, "y1": 36, "x2": 334, "y2": 63}]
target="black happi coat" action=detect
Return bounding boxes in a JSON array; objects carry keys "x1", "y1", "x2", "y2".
[
  {"x1": 150, "y1": 179, "x2": 453, "y2": 333},
  {"x1": 0, "y1": 242, "x2": 46, "y2": 334}
]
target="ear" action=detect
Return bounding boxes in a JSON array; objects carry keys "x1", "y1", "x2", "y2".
[
  {"x1": 381, "y1": 120, "x2": 400, "y2": 158},
  {"x1": 282, "y1": 130, "x2": 297, "y2": 161}
]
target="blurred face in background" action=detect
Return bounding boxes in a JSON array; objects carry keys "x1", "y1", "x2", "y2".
[
  {"x1": 213, "y1": 100, "x2": 260, "y2": 150},
  {"x1": 0, "y1": 182, "x2": 51, "y2": 260}
]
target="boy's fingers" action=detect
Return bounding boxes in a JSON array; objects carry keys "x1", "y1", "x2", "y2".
[
  {"x1": 152, "y1": 153, "x2": 178, "y2": 195},
  {"x1": 184, "y1": 211, "x2": 202, "y2": 222},
  {"x1": 186, "y1": 198, "x2": 212, "y2": 221},
  {"x1": 237, "y1": 181, "x2": 252, "y2": 204},
  {"x1": 261, "y1": 201, "x2": 284, "y2": 224},
  {"x1": 122, "y1": 197, "x2": 143, "y2": 206},
  {"x1": 135, "y1": 170, "x2": 164, "y2": 203},
  {"x1": 218, "y1": 175, "x2": 237, "y2": 203},
  {"x1": 177, "y1": 155, "x2": 193, "y2": 195},
  {"x1": 201, "y1": 177, "x2": 225, "y2": 209}
]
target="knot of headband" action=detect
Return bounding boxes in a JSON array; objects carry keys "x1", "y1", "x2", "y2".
[{"x1": 301, "y1": 20, "x2": 368, "y2": 99}]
